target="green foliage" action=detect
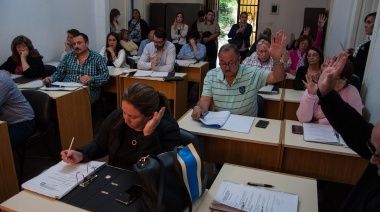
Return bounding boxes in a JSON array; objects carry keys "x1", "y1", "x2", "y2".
[{"x1": 219, "y1": 0, "x2": 237, "y2": 37}]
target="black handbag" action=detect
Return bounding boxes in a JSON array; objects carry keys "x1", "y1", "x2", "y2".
[
  {"x1": 133, "y1": 143, "x2": 207, "y2": 212},
  {"x1": 228, "y1": 37, "x2": 243, "y2": 47}
]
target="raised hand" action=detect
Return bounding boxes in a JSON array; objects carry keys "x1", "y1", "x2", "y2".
[
  {"x1": 303, "y1": 74, "x2": 318, "y2": 95},
  {"x1": 266, "y1": 30, "x2": 287, "y2": 61},
  {"x1": 318, "y1": 52, "x2": 348, "y2": 96},
  {"x1": 321, "y1": 56, "x2": 331, "y2": 72},
  {"x1": 317, "y1": 14, "x2": 328, "y2": 29}
]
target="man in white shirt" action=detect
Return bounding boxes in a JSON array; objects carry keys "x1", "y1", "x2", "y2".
[{"x1": 138, "y1": 28, "x2": 176, "y2": 72}]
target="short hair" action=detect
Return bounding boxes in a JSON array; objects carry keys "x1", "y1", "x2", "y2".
[
  {"x1": 187, "y1": 29, "x2": 200, "y2": 40},
  {"x1": 154, "y1": 27, "x2": 167, "y2": 40},
  {"x1": 122, "y1": 82, "x2": 171, "y2": 116},
  {"x1": 74, "y1": 33, "x2": 89, "y2": 43},
  {"x1": 11, "y1": 35, "x2": 42, "y2": 63},
  {"x1": 303, "y1": 46, "x2": 324, "y2": 67},
  {"x1": 256, "y1": 36, "x2": 271, "y2": 46},
  {"x1": 365, "y1": 12, "x2": 377, "y2": 22},
  {"x1": 197, "y1": 10, "x2": 205, "y2": 17},
  {"x1": 67, "y1": 29, "x2": 80, "y2": 36},
  {"x1": 295, "y1": 35, "x2": 313, "y2": 49},
  {"x1": 240, "y1": 12, "x2": 248, "y2": 18},
  {"x1": 340, "y1": 60, "x2": 355, "y2": 88},
  {"x1": 218, "y1": 43, "x2": 240, "y2": 58}
]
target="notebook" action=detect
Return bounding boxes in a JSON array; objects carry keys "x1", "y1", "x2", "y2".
[{"x1": 199, "y1": 111, "x2": 255, "y2": 133}]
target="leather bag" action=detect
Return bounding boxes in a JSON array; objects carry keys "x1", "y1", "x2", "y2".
[{"x1": 133, "y1": 143, "x2": 207, "y2": 212}]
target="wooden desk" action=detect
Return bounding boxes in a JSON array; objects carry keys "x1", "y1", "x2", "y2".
[
  {"x1": 0, "y1": 121, "x2": 19, "y2": 203},
  {"x1": 102, "y1": 68, "x2": 124, "y2": 106},
  {"x1": 280, "y1": 120, "x2": 368, "y2": 185},
  {"x1": 178, "y1": 110, "x2": 282, "y2": 171},
  {"x1": 284, "y1": 73, "x2": 295, "y2": 89},
  {"x1": 282, "y1": 89, "x2": 303, "y2": 121},
  {"x1": 178, "y1": 61, "x2": 209, "y2": 98},
  {"x1": 198, "y1": 163, "x2": 318, "y2": 212},
  {"x1": 259, "y1": 88, "x2": 284, "y2": 120},
  {"x1": 120, "y1": 73, "x2": 188, "y2": 119}
]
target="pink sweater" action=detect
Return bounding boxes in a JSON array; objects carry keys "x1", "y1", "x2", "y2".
[
  {"x1": 286, "y1": 31, "x2": 323, "y2": 73},
  {"x1": 296, "y1": 85, "x2": 362, "y2": 125}
]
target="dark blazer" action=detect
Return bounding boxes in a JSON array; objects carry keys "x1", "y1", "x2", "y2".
[
  {"x1": 228, "y1": 23, "x2": 253, "y2": 49},
  {"x1": 0, "y1": 56, "x2": 44, "y2": 78},
  {"x1": 293, "y1": 66, "x2": 308, "y2": 90},
  {"x1": 348, "y1": 41, "x2": 371, "y2": 81}
]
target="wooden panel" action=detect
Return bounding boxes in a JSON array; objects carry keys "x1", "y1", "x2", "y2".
[
  {"x1": 282, "y1": 102, "x2": 299, "y2": 121},
  {"x1": 263, "y1": 100, "x2": 282, "y2": 120},
  {"x1": 0, "y1": 122, "x2": 19, "y2": 203},
  {"x1": 285, "y1": 79, "x2": 294, "y2": 89},
  {"x1": 303, "y1": 8, "x2": 326, "y2": 47},
  {"x1": 281, "y1": 147, "x2": 368, "y2": 185},
  {"x1": 149, "y1": 3, "x2": 166, "y2": 31}
]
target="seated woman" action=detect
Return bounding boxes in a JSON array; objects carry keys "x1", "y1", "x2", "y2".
[
  {"x1": 293, "y1": 46, "x2": 323, "y2": 90},
  {"x1": 99, "y1": 32, "x2": 128, "y2": 68},
  {"x1": 287, "y1": 14, "x2": 327, "y2": 75},
  {"x1": 177, "y1": 30, "x2": 206, "y2": 61},
  {"x1": 0, "y1": 35, "x2": 44, "y2": 78},
  {"x1": 296, "y1": 60, "x2": 362, "y2": 125},
  {"x1": 120, "y1": 29, "x2": 138, "y2": 56},
  {"x1": 61, "y1": 82, "x2": 180, "y2": 170},
  {"x1": 243, "y1": 36, "x2": 291, "y2": 71}
]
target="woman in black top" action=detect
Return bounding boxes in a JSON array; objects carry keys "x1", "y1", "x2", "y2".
[{"x1": 293, "y1": 46, "x2": 323, "y2": 90}]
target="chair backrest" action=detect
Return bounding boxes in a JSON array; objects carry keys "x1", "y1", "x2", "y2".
[
  {"x1": 43, "y1": 65, "x2": 57, "y2": 77},
  {"x1": 126, "y1": 57, "x2": 136, "y2": 68},
  {"x1": 179, "y1": 128, "x2": 203, "y2": 158},
  {"x1": 21, "y1": 90, "x2": 51, "y2": 134},
  {"x1": 257, "y1": 94, "x2": 265, "y2": 118},
  {"x1": 174, "y1": 62, "x2": 180, "y2": 72}
]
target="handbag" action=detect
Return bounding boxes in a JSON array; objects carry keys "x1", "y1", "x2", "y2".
[
  {"x1": 228, "y1": 37, "x2": 243, "y2": 47},
  {"x1": 133, "y1": 143, "x2": 207, "y2": 212}
]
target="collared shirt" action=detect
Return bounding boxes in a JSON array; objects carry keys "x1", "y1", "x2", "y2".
[
  {"x1": 177, "y1": 43, "x2": 206, "y2": 61},
  {"x1": 202, "y1": 64, "x2": 270, "y2": 117},
  {"x1": 137, "y1": 39, "x2": 150, "y2": 56},
  {"x1": 137, "y1": 41, "x2": 176, "y2": 72},
  {"x1": 243, "y1": 52, "x2": 291, "y2": 71},
  {"x1": 52, "y1": 49, "x2": 109, "y2": 98}
]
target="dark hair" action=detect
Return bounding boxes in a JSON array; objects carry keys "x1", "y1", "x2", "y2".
[
  {"x1": 11, "y1": 35, "x2": 42, "y2": 63},
  {"x1": 257, "y1": 36, "x2": 271, "y2": 44},
  {"x1": 119, "y1": 29, "x2": 128, "y2": 41},
  {"x1": 340, "y1": 60, "x2": 354, "y2": 88},
  {"x1": 205, "y1": 10, "x2": 215, "y2": 25},
  {"x1": 303, "y1": 46, "x2": 324, "y2": 67},
  {"x1": 110, "y1": 8, "x2": 120, "y2": 25},
  {"x1": 240, "y1": 12, "x2": 248, "y2": 18},
  {"x1": 132, "y1": 9, "x2": 141, "y2": 19},
  {"x1": 218, "y1": 43, "x2": 240, "y2": 58},
  {"x1": 365, "y1": 12, "x2": 377, "y2": 22},
  {"x1": 122, "y1": 82, "x2": 171, "y2": 116},
  {"x1": 197, "y1": 10, "x2": 205, "y2": 17},
  {"x1": 74, "y1": 33, "x2": 89, "y2": 43},
  {"x1": 67, "y1": 29, "x2": 80, "y2": 36},
  {"x1": 106, "y1": 32, "x2": 124, "y2": 60},
  {"x1": 154, "y1": 27, "x2": 167, "y2": 40},
  {"x1": 294, "y1": 35, "x2": 313, "y2": 49}
]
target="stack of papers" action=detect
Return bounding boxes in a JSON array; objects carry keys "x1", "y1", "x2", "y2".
[
  {"x1": 11, "y1": 74, "x2": 23, "y2": 80},
  {"x1": 128, "y1": 56, "x2": 140, "y2": 61},
  {"x1": 199, "y1": 111, "x2": 255, "y2": 133},
  {"x1": 303, "y1": 123, "x2": 346, "y2": 146},
  {"x1": 40, "y1": 82, "x2": 83, "y2": 91},
  {"x1": 175, "y1": 60, "x2": 197, "y2": 67},
  {"x1": 133, "y1": 70, "x2": 169, "y2": 77},
  {"x1": 211, "y1": 181, "x2": 298, "y2": 212}
]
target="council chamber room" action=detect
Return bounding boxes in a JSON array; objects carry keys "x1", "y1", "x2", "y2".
[{"x1": 1, "y1": 0, "x2": 380, "y2": 212}]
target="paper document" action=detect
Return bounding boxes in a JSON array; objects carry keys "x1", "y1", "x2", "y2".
[
  {"x1": 50, "y1": 82, "x2": 83, "y2": 87},
  {"x1": 128, "y1": 56, "x2": 140, "y2": 61},
  {"x1": 22, "y1": 161, "x2": 106, "y2": 199},
  {"x1": 11, "y1": 74, "x2": 23, "y2": 80},
  {"x1": 303, "y1": 123, "x2": 341, "y2": 145},
  {"x1": 18, "y1": 80, "x2": 43, "y2": 89},
  {"x1": 211, "y1": 181, "x2": 298, "y2": 212},
  {"x1": 258, "y1": 85, "x2": 279, "y2": 94},
  {"x1": 199, "y1": 111, "x2": 254, "y2": 133},
  {"x1": 175, "y1": 60, "x2": 196, "y2": 67},
  {"x1": 134, "y1": 70, "x2": 169, "y2": 77}
]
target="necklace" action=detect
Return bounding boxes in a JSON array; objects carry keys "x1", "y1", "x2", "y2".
[{"x1": 131, "y1": 129, "x2": 137, "y2": 145}]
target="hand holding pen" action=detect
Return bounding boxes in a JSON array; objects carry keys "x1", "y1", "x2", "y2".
[{"x1": 191, "y1": 105, "x2": 207, "y2": 121}]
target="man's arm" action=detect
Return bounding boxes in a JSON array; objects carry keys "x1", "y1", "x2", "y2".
[
  {"x1": 137, "y1": 44, "x2": 153, "y2": 70},
  {"x1": 191, "y1": 96, "x2": 212, "y2": 120}
]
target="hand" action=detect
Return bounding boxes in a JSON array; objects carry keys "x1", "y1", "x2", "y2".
[
  {"x1": 80, "y1": 75, "x2": 93, "y2": 83},
  {"x1": 302, "y1": 74, "x2": 318, "y2": 95},
  {"x1": 236, "y1": 27, "x2": 244, "y2": 34},
  {"x1": 151, "y1": 55, "x2": 159, "y2": 67},
  {"x1": 346, "y1": 48, "x2": 354, "y2": 55},
  {"x1": 265, "y1": 30, "x2": 286, "y2": 61},
  {"x1": 20, "y1": 48, "x2": 29, "y2": 59},
  {"x1": 191, "y1": 105, "x2": 203, "y2": 120},
  {"x1": 321, "y1": 57, "x2": 331, "y2": 72},
  {"x1": 189, "y1": 38, "x2": 196, "y2": 46},
  {"x1": 289, "y1": 69, "x2": 297, "y2": 76},
  {"x1": 65, "y1": 40, "x2": 70, "y2": 47},
  {"x1": 42, "y1": 77, "x2": 54, "y2": 84},
  {"x1": 61, "y1": 150, "x2": 83, "y2": 164},
  {"x1": 317, "y1": 14, "x2": 327, "y2": 29},
  {"x1": 318, "y1": 52, "x2": 348, "y2": 96},
  {"x1": 303, "y1": 27, "x2": 310, "y2": 36},
  {"x1": 143, "y1": 107, "x2": 165, "y2": 136},
  {"x1": 106, "y1": 47, "x2": 115, "y2": 54}
]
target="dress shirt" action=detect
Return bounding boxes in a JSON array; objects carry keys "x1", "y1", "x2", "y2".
[
  {"x1": 137, "y1": 41, "x2": 176, "y2": 72},
  {"x1": 177, "y1": 43, "x2": 206, "y2": 61}
]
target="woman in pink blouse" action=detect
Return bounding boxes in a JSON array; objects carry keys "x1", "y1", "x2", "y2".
[{"x1": 296, "y1": 60, "x2": 362, "y2": 125}]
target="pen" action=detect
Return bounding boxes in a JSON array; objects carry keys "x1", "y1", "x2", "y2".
[
  {"x1": 67, "y1": 137, "x2": 74, "y2": 159},
  {"x1": 199, "y1": 111, "x2": 209, "y2": 119},
  {"x1": 247, "y1": 182, "x2": 274, "y2": 188},
  {"x1": 50, "y1": 84, "x2": 65, "y2": 88}
]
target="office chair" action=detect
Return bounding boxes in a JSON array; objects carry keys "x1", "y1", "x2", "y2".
[
  {"x1": 43, "y1": 64, "x2": 57, "y2": 77},
  {"x1": 18, "y1": 90, "x2": 57, "y2": 185},
  {"x1": 126, "y1": 57, "x2": 136, "y2": 68},
  {"x1": 179, "y1": 128, "x2": 203, "y2": 159},
  {"x1": 257, "y1": 94, "x2": 265, "y2": 118}
]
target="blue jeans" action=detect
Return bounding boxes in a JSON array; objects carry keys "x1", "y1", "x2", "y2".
[{"x1": 8, "y1": 119, "x2": 36, "y2": 149}]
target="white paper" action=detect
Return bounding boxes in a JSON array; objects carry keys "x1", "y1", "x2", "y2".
[
  {"x1": 221, "y1": 114, "x2": 255, "y2": 133},
  {"x1": 40, "y1": 86, "x2": 79, "y2": 91},
  {"x1": 51, "y1": 82, "x2": 83, "y2": 87},
  {"x1": 22, "y1": 161, "x2": 106, "y2": 199},
  {"x1": 107, "y1": 66, "x2": 115, "y2": 71},
  {"x1": 259, "y1": 85, "x2": 274, "y2": 93},
  {"x1": 133, "y1": 70, "x2": 168, "y2": 77},
  {"x1": 199, "y1": 111, "x2": 231, "y2": 127},
  {"x1": 303, "y1": 123, "x2": 340, "y2": 144},
  {"x1": 128, "y1": 56, "x2": 140, "y2": 61},
  {"x1": 150, "y1": 71, "x2": 168, "y2": 77},
  {"x1": 18, "y1": 80, "x2": 43, "y2": 89},
  {"x1": 213, "y1": 181, "x2": 298, "y2": 212},
  {"x1": 11, "y1": 74, "x2": 23, "y2": 79},
  {"x1": 175, "y1": 60, "x2": 195, "y2": 67}
]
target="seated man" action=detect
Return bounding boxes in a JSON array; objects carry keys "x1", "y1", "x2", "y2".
[
  {"x1": 191, "y1": 31, "x2": 286, "y2": 119},
  {"x1": 43, "y1": 33, "x2": 109, "y2": 104},
  {"x1": 137, "y1": 28, "x2": 176, "y2": 72},
  {"x1": 61, "y1": 29, "x2": 80, "y2": 61},
  {"x1": 177, "y1": 30, "x2": 206, "y2": 61},
  {"x1": 137, "y1": 29, "x2": 155, "y2": 56}
]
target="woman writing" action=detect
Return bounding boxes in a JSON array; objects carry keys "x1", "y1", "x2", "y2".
[
  {"x1": 293, "y1": 46, "x2": 323, "y2": 90},
  {"x1": 128, "y1": 9, "x2": 150, "y2": 47},
  {"x1": 228, "y1": 12, "x2": 253, "y2": 61},
  {"x1": 99, "y1": 32, "x2": 128, "y2": 68},
  {"x1": 61, "y1": 82, "x2": 180, "y2": 170},
  {"x1": 1, "y1": 35, "x2": 44, "y2": 78},
  {"x1": 171, "y1": 12, "x2": 188, "y2": 54}
]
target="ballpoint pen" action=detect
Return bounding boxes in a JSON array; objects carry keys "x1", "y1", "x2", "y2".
[
  {"x1": 199, "y1": 111, "x2": 209, "y2": 119},
  {"x1": 247, "y1": 182, "x2": 274, "y2": 188}
]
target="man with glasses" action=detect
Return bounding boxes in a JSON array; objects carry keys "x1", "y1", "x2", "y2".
[
  {"x1": 317, "y1": 52, "x2": 380, "y2": 211},
  {"x1": 191, "y1": 31, "x2": 287, "y2": 119},
  {"x1": 138, "y1": 27, "x2": 176, "y2": 72}
]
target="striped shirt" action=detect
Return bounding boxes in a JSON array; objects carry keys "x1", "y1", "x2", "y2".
[
  {"x1": 53, "y1": 50, "x2": 109, "y2": 98},
  {"x1": 202, "y1": 64, "x2": 269, "y2": 116}
]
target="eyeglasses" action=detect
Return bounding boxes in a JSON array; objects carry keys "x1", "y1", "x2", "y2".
[
  {"x1": 153, "y1": 39, "x2": 165, "y2": 45},
  {"x1": 219, "y1": 61, "x2": 239, "y2": 69},
  {"x1": 366, "y1": 139, "x2": 380, "y2": 161},
  {"x1": 257, "y1": 40, "x2": 270, "y2": 45},
  {"x1": 307, "y1": 54, "x2": 319, "y2": 58}
]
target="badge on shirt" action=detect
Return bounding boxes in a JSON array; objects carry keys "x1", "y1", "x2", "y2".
[{"x1": 239, "y1": 86, "x2": 246, "y2": 94}]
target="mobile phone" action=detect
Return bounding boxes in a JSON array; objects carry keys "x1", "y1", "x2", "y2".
[
  {"x1": 292, "y1": 125, "x2": 303, "y2": 135},
  {"x1": 255, "y1": 120, "x2": 269, "y2": 128},
  {"x1": 115, "y1": 184, "x2": 142, "y2": 206}
]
